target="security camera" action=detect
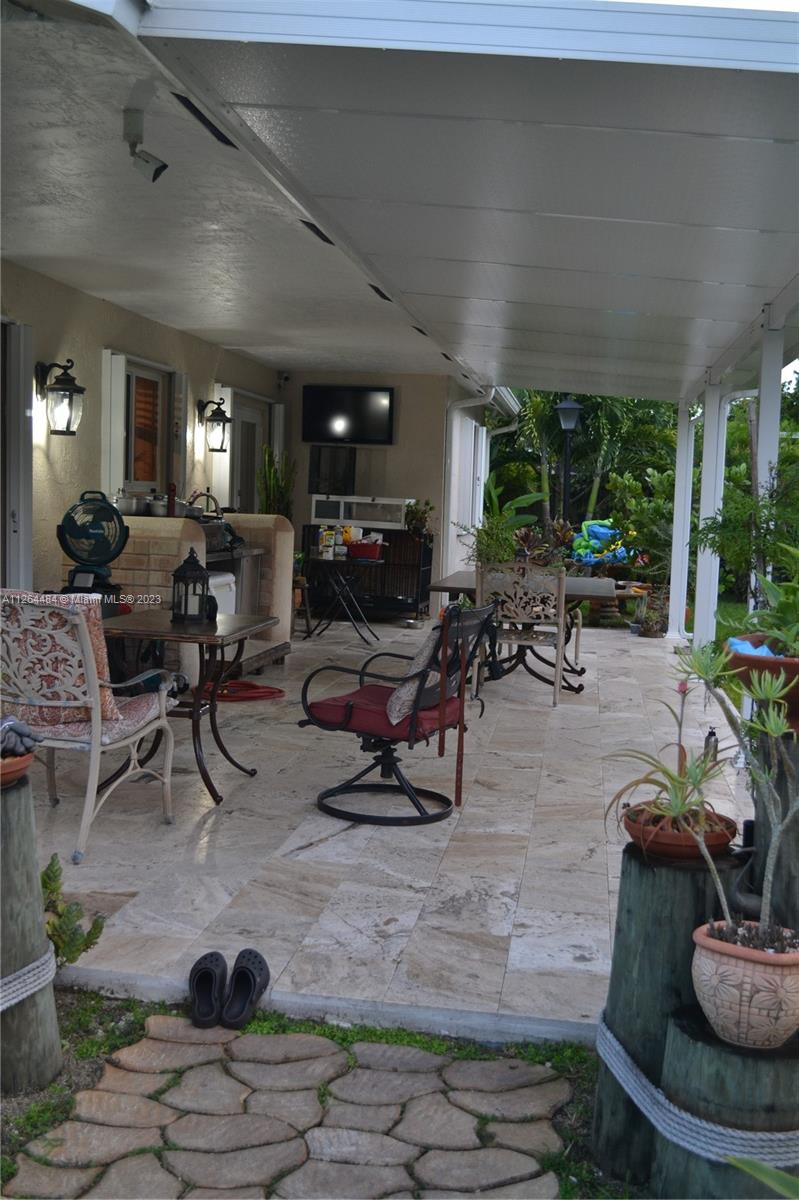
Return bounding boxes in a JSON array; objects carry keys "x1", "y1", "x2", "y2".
[
  {"x1": 130, "y1": 148, "x2": 168, "y2": 183},
  {"x1": 278, "y1": 372, "x2": 291, "y2": 387},
  {"x1": 123, "y1": 108, "x2": 168, "y2": 183}
]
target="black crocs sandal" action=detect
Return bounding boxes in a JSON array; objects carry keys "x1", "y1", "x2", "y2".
[
  {"x1": 220, "y1": 948, "x2": 270, "y2": 1029},
  {"x1": 189, "y1": 951, "x2": 227, "y2": 1028}
]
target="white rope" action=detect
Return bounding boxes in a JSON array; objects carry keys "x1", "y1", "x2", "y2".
[
  {"x1": 597, "y1": 1016, "x2": 799, "y2": 1167},
  {"x1": 0, "y1": 943, "x2": 57, "y2": 1013}
]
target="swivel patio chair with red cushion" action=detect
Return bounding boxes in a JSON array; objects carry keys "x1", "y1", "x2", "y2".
[{"x1": 299, "y1": 603, "x2": 496, "y2": 826}]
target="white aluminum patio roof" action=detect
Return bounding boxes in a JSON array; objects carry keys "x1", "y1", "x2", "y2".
[{"x1": 2, "y1": 0, "x2": 798, "y2": 401}]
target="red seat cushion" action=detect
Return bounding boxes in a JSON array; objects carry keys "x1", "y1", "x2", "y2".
[{"x1": 309, "y1": 683, "x2": 460, "y2": 741}]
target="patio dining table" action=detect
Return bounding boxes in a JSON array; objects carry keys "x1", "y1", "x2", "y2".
[
  {"x1": 103, "y1": 610, "x2": 278, "y2": 804},
  {"x1": 430, "y1": 570, "x2": 617, "y2": 695},
  {"x1": 429, "y1": 570, "x2": 617, "y2": 604}
]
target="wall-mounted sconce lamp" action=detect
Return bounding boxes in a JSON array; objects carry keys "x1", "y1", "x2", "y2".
[
  {"x1": 35, "y1": 359, "x2": 86, "y2": 436},
  {"x1": 197, "y1": 398, "x2": 233, "y2": 453}
]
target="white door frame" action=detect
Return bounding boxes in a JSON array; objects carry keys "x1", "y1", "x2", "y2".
[{"x1": 2, "y1": 319, "x2": 34, "y2": 589}]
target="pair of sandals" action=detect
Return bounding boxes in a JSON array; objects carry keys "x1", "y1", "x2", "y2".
[{"x1": 189, "y1": 949, "x2": 270, "y2": 1029}]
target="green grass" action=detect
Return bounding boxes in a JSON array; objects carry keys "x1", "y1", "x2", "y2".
[
  {"x1": 59, "y1": 993, "x2": 172, "y2": 1060},
  {"x1": 1, "y1": 1084, "x2": 75, "y2": 1177}
]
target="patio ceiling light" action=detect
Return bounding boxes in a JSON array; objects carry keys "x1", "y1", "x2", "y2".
[
  {"x1": 197, "y1": 398, "x2": 233, "y2": 453},
  {"x1": 35, "y1": 358, "x2": 86, "y2": 436},
  {"x1": 555, "y1": 393, "x2": 583, "y2": 432}
]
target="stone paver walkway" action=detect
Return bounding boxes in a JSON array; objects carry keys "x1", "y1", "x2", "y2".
[{"x1": 3, "y1": 1018, "x2": 570, "y2": 1199}]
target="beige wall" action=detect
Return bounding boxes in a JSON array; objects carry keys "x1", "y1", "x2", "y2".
[
  {"x1": 282, "y1": 370, "x2": 465, "y2": 577},
  {"x1": 1, "y1": 262, "x2": 278, "y2": 589}
]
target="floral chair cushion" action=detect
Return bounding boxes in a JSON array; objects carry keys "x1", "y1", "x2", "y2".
[
  {"x1": 0, "y1": 592, "x2": 120, "y2": 725},
  {"x1": 26, "y1": 692, "x2": 177, "y2": 746}
]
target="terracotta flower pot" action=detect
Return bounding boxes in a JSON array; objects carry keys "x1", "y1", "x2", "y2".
[
  {"x1": 0, "y1": 752, "x2": 34, "y2": 788},
  {"x1": 726, "y1": 634, "x2": 799, "y2": 732},
  {"x1": 623, "y1": 803, "x2": 737, "y2": 860},
  {"x1": 692, "y1": 922, "x2": 799, "y2": 1049}
]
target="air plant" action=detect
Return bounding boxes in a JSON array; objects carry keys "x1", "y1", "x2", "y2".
[{"x1": 677, "y1": 644, "x2": 799, "y2": 944}]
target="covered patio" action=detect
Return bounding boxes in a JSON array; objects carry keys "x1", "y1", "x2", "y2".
[{"x1": 42, "y1": 622, "x2": 748, "y2": 1040}]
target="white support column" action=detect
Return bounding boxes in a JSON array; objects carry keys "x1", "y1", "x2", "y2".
[
  {"x1": 693, "y1": 384, "x2": 728, "y2": 647},
  {"x1": 667, "y1": 404, "x2": 695, "y2": 640},
  {"x1": 756, "y1": 321, "x2": 784, "y2": 494}
]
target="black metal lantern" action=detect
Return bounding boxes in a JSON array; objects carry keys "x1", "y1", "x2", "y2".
[
  {"x1": 35, "y1": 359, "x2": 86, "y2": 436},
  {"x1": 171, "y1": 547, "x2": 209, "y2": 623},
  {"x1": 198, "y1": 398, "x2": 233, "y2": 453}
]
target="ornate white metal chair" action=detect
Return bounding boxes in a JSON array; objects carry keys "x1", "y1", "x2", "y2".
[
  {"x1": 1, "y1": 594, "x2": 175, "y2": 863},
  {"x1": 477, "y1": 562, "x2": 567, "y2": 705}
]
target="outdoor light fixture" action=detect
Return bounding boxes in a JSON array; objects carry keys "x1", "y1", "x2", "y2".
[
  {"x1": 35, "y1": 359, "x2": 86, "y2": 436},
  {"x1": 555, "y1": 393, "x2": 583, "y2": 433},
  {"x1": 123, "y1": 108, "x2": 168, "y2": 183},
  {"x1": 555, "y1": 393, "x2": 583, "y2": 520},
  {"x1": 196, "y1": 398, "x2": 233, "y2": 453}
]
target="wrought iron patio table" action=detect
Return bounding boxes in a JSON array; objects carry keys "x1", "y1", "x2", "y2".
[{"x1": 103, "y1": 610, "x2": 278, "y2": 804}]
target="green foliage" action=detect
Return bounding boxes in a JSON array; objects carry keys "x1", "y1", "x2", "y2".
[
  {"x1": 256, "y1": 446, "x2": 297, "y2": 520},
  {"x1": 483, "y1": 472, "x2": 543, "y2": 528},
  {"x1": 404, "y1": 498, "x2": 434, "y2": 538},
  {"x1": 729, "y1": 1158, "x2": 799, "y2": 1197},
  {"x1": 697, "y1": 461, "x2": 799, "y2": 601},
  {"x1": 607, "y1": 467, "x2": 683, "y2": 583},
  {"x1": 40, "y1": 854, "x2": 104, "y2": 967}
]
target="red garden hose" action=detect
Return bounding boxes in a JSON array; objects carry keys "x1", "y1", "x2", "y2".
[{"x1": 199, "y1": 679, "x2": 285, "y2": 702}]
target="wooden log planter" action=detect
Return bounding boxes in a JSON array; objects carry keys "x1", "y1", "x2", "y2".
[
  {"x1": 650, "y1": 1008, "x2": 799, "y2": 1199},
  {"x1": 1, "y1": 771, "x2": 63, "y2": 1094},
  {"x1": 592, "y1": 843, "x2": 739, "y2": 1185}
]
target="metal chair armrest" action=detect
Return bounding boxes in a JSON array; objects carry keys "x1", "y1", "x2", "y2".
[
  {"x1": 101, "y1": 669, "x2": 175, "y2": 691},
  {"x1": 358, "y1": 651, "x2": 413, "y2": 685}
]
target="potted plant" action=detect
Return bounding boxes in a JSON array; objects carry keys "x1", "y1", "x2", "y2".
[
  {"x1": 680, "y1": 644, "x2": 799, "y2": 1050},
  {"x1": 723, "y1": 547, "x2": 799, "y2": 729},
  {"x1": 606, "y1": 676, "x2": 737, "y2": 860},
  {"x1": 405, "y1": 499, "x2": 434, "y2": 540},
  {"x1": 458, "y1": 474, "x2": 543, "y2": 567},
  {"x1": 256, "y1": 447, "x2": 297, "y2": 521},
  {"x1": 638, "y1": 584, "x2": 669, "y2": 638}
]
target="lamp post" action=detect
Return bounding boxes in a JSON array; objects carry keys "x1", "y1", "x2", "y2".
[{"x1": 555, "y1": 393, "x2": 583, "y2": 522}]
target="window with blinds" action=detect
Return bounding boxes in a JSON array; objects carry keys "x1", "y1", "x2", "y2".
[{"x1": 124, "y1": 364, "x2": 170, "y2": 491}]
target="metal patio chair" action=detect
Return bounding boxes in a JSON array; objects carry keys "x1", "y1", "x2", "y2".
[
  {"x1": 1, "y1": 594, "x2": 176, "y2": 863},
  {"x1": 299, "y1": 602, "x2": 496, "y2": 826},
  {"x1": 477, "y1": 562, "x2": 569, "y2": 705}
]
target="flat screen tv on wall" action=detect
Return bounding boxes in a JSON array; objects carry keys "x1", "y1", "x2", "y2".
[{"x1": 302, "y1": 385, "x2": 394, "y2": 445}]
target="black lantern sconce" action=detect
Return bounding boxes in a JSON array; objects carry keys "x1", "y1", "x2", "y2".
[
  {"x1": 35, "y1": 359, "x2": 86, "y2": 436},
  {"x1": 171, "y1": 547, "x2": 210, "y2": 623},
  {"x1": 197, "y1": 398, "x2": 233, "y2": 453}
]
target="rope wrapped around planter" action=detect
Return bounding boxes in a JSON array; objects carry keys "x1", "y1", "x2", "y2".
[
  {"x1": 0, "y1": 943, "x2": 56, "y2": 1013},
  {"x1": 597, "y1": 1015, "x2": 799, "y2": 1167}
]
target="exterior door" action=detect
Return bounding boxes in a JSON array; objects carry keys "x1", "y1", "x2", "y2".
[{"x1": 231, "y1": 394, "x2": 271, "y2": 513}]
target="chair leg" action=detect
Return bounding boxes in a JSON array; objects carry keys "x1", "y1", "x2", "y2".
[
  {"x1": 46, "y1": 747, "x2": 59, "y2": 806},
  {"x1": 553, "y1": 631, "x2": 565, "y2": 707},
  {"x1": 73, "y1": 742, "x2": 103, "y2": 864},
  {"x1": 160, "y1": 721, "x2": 175, "y2": 824}
]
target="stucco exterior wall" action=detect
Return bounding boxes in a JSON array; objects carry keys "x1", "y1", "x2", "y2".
[
  {"x1": 281, "y1": 370, "x2": 455, "y2": 577},
  {"x1": 1, "y1": 261, "x2": 277, "y2": 590}
]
